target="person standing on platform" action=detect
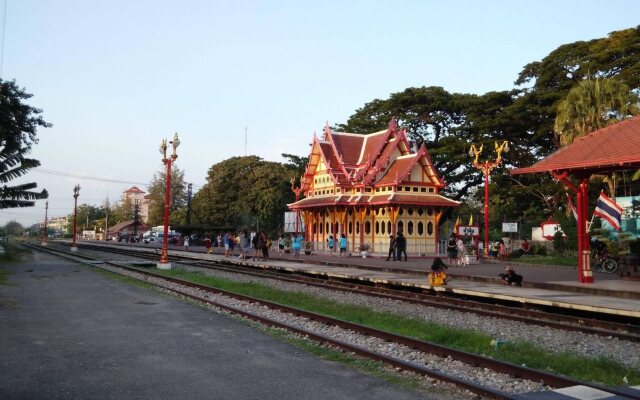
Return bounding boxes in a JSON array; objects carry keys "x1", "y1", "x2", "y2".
[
  {"x1": 339, "y1": 233, "x2": 348, "y2": 257},
  {"x1": 278, "y1": 234, "x2": 285, "y2": 255},
  {"x1": 292, "y1": 234, "x2": 303, "y2": 258},
  {"x1": 456, "y1": 237, "x2": 466, "y2": 266},
  {"x1": 204, "y1": 235, "x2": 212, "y2": 254},
  {"x1": 327, "y1": 235, "x2": 335, "y2": 256},
  {"x1": 183, "y1": 236, "x2": 190, "y2": 251},
  {"x1": 239, "y1": 230, "x2": 251, "y2": 260},
  {"x1": 498, "y1": 239, "x2": 507, "y2": 261},
  {"x1": 251, "y1": 232, "x2": 260, "y2": 260},
  {"x1": 446, "y1": 233, "x2": 457, "y2": 268},
  {"x1": 385, "y1": 234, "x2": 396, "y2": 261},
  {"x1": 396, "y1": 233, "x2": 407, "y2": 261}
]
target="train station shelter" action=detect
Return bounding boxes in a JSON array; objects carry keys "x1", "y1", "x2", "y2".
[
  {"x1": 512, "y1": 115, "x2": 640, "y2": 283},
  {"x1": 288, "y1": 119, "x2": 459, "y2": 255}
]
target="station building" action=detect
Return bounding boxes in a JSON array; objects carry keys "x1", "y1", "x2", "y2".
[{"x1": 288, "y1": 119, "x2": 459, "y2": 255}]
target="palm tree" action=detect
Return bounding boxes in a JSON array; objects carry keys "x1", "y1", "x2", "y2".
[
  {"x1": 554, "y1": 77, "x2": 639, "y2": 146},
  {"x1": 0, "y1": 149, "x2": 48, "y2": 208},
  {"x1": 554, "y1": 77, "x2": 640, "y2": 197}
]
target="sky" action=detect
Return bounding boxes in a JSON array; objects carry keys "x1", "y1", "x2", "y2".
[{"x1": 1, "y1": 0, "x2": 638, "y2": 227}]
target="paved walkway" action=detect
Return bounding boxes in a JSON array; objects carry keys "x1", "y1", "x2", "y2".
[{"x1": 0, "y1": 252, "x2": 427, "y2": 400}]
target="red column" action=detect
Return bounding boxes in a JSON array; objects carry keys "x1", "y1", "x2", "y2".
[
  {"x1": 159, "y1": 158, "x2": 172, "y2": 265},
  {"x1": 578, "y1": 178, "x2": 593, "y2": 283},
  {"x1": 483, "y1": 164, "x2": 490, "y2": 256}
]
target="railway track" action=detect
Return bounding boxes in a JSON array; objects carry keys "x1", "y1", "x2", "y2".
[
  {"x1": 28, "y1": 243, "x2": 640, "y2": 400},
  {"x1": 74, "y1": 242, "x2": 640, "y2": 342}
]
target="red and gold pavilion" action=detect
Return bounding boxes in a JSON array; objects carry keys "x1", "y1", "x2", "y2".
[{"x1": 288, "y1": 119, "x2": 459, "y2": 255}]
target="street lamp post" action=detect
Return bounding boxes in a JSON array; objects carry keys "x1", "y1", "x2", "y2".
[
  {"x1": 469, "y1": 141, "x2": 509, "y2": 256},
  {"x1": 71, "y1": 185, "x2": 81, "y2": 252},
  {"x1": 42, "y1": 201, "x2": 48, "y2": 246},
  {"x1": 157, "y1": 133, "x2": 180, "y2": 270}
]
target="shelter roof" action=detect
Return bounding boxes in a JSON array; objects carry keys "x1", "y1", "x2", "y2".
[
  {"x1": 512, "y1": 115, "x2": 640, "y2": 175},
  {"x1": 124, "y1": 186, "x2": 145, "y2": 194},
  {"x1": 288, "y1": 192, "x2": 459, "y2": 209}
]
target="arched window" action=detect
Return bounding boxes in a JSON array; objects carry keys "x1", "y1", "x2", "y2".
[
  {"x1": 365, "y1": 221, "x2": 371, "y2": 235},
  {"x1": 348, "y1": 221, "x2": 353, "y2": 234},
  {"x1": 381, "y1": 220, "x2": 386, "y2": 235},
  {"x1": 326, "y1": 222, "x2": 330, "y2": 234},
  {"x1": 418, "y1": 221, "x2": 424, "y2": 236},
  {"x1": 427, "y1": 222, "x2": 434, "y2": 236},
  {"x1": 387, "y1": 221, "x2": 391, "y2": 233},
  {"x1": 319, "y1": 222, "x2": 323, "y2": 234},
  {"x1": 397, "y1": 221, "x2": 403, "y2": 234},
  {"x1": 356, "y1": 221, "x2": 360, "y2": 234},
  {"x1": 375, "y1": 221, "x2": 380, "y2": 235},
  {"x1": 313, "y1": 223, "x2": 317, "y2": 234},
  {"x1": 417, "y1": 208, "x2": 424, "y2": 216},
  {"x1": 408, "y1": 208, "x2": 414, "y2": 216},
  {"x1": 427, "y1": 208, "x2": 434, "y2": 216},
  {"x1": 408, "y1": 221, "x2": 414, "y2": 235},
  {"x1": 334, "y1": 222, "x2": 339, "y2": 234},
  {"x1": 398, "y1": 207, "x2": 403, "y2": 215}
]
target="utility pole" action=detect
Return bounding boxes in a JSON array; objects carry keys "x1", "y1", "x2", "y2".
[
  {"x1": 105, "y1": 196, "x2": 110, "y2": 241},
  {"x1": 186, "y1": 183, "x2": 193, "y2": 225},
  {"x1": 133, "y1": 199, "x2": 140, "y2": 239}
]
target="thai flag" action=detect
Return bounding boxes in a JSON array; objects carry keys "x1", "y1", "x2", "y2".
[
  {"x1": 566, "y1": 193, "x2": 578, "y2": 221},
  {"x1": 593, "y1": 192, "x2": 623, "y2": 231}
]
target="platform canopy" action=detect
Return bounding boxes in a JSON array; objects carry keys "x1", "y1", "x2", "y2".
[
  {"x1": 511, "y1": 115, "x2": 640, "y2": 284},
  {"x1": 512, "y1": 115, "x2": 640, "y2": 176}
]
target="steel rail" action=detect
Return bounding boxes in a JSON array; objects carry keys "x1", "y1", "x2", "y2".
[{"x1": 75, "y1": 242, "x2": 640, "y2": 341}]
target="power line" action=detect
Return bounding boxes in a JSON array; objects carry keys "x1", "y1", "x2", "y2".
[{"x1": 34, "y1": 168, "x2": 149, "y2": 186}]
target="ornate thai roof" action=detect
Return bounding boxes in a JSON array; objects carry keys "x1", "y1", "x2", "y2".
[{"x1": 291, "y1": 119, "x2": 456, "y2": 210}]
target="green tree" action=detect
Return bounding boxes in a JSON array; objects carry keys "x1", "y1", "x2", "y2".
[
  {"x1": 0, "y1": 80, "x2": 51, "y2": 208},
  {"x1": 146, "y1": 165, "x2": 187, "y2": 226},
  {"x1": 515, "y1": 26, "x2": 640, "y2": 147},
  {"x1": 3, "y1": 220, "x2": 24, "y2": 236},
  {"x1": 65, "y1": 204, "x2": 106, "y2": 234},
  {"x1": 192, "y1": 156, "x2": 296, "y2": 234}
]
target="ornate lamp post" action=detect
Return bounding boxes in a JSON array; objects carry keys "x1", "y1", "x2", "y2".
[
  {"x1": 469, "y1": 141, "x2": 509, "y2": 256},
  {"x1": 157, "y1": 133, "x2": 180, "y2": 270},
  {"x1": 71, "y1": 185, "x2": 80, "y2": 252},
  {"x1": 42, "y1": 201, "x2": 48, "y2": 246}
]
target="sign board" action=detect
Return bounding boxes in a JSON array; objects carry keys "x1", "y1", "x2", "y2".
[
  {"x1": 502, "y1": 222, "x2": 518, "y2": 233},
  {"x1": 284, "y1": 212, "x2": 305, "y2": 233},
  {"x1": 541, "y1": 220, "x2": 564, "y2": 240},
  {"x1": 457, "y1": 225, "x2": 479, "y2": 237}
]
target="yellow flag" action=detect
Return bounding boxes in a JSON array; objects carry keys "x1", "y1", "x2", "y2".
[
  {"x1": 468, "y1": 215, "x2": 473, "y2": 225},
  {"x1": 454, "y1": 216, "x2": 460, "y2": 234}
]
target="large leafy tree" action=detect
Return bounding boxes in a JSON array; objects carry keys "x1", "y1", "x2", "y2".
[
  {"x1": 192, "y1": 156, "x2": 296, "y2": 234},
  {"x1": 146, "y1": 165, "x2": 187, "y2": 226},
  {"x1": 0, "y1": 80, "x2": 51, "y2": 208},
  {"x1": 65, "y1": 204, "x2": 108, "y2": 234},
  {"x1": 515, "y1": 26, "x2": 640, "y2": 147}
]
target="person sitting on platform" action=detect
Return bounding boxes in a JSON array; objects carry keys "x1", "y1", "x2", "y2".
[
  {"x1": 428, "y1": 257, "x2": 448, "y2": 286},
  {"x1": 499, "y1": 266, "x2": 523, "y2": 286},
  {"x1": 519, "y1": 238, "x2": 531, "y2": 256}
]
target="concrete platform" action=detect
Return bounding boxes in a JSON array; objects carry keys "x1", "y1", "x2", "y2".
[{"x1": 67, "y1": 241, "x2": 640, "y2": 319}]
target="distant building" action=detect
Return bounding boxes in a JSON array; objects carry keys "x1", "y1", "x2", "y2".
[
  {"x1": 122, "y1": 186, "x2": 150, "y2": 223},
  {"x1": 107, "y1": 220, "x2": 149, "y2": 240},
  {"x1": 288, "y1": 119, "x2": 459, "y2": 255},
  {"x1": 38, "y1": 216, "x2": 70, "y2": 235}
]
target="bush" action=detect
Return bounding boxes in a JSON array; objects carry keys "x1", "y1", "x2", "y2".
[
  {"x1": 532, "y1": 243, "x2": 547, "y2": 256},
  {"x1": 553, "y1": 231, "x2": 567, "y2": 255},
  {"x1": 629, "y1": 240, "x2": 640, "y2": 255}
]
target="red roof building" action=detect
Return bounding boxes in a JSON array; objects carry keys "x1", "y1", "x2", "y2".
[{"x1": 289, "y1": 119, "x2": 459, "y2": 255}]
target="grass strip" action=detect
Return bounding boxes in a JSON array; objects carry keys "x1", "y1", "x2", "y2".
[{"x1": 153, "y1": 267, "x2": 639, "y2": 386}]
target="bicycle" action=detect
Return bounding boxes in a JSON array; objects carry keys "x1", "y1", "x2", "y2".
[{"x1": 592, "y1": 249, "x2": 618, "y2": 273}]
